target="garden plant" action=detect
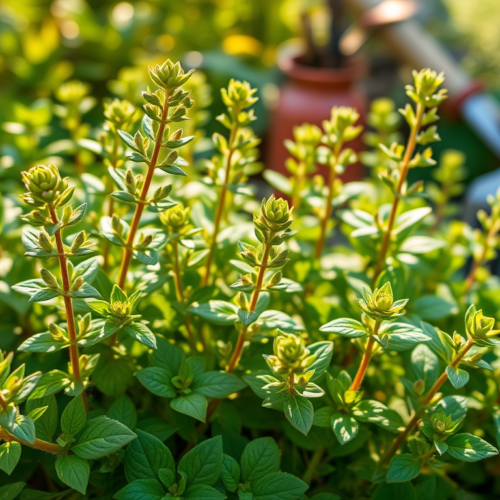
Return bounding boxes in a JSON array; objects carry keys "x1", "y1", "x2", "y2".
[{"x1": 0, "y1": 59, "x2": 499, "y2": 500}]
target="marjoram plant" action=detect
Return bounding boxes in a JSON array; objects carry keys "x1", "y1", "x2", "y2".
[{"x1": 0, "y1": 61, "x2": 499, "y2": 500}]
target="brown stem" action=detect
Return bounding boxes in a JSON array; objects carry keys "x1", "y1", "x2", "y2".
[
  {"x1": 0, "y1": 430, "x2": 61, "y2": 454},
  {"x1": 464, "y1": 222, "x2": 500, "y2": 294},
  {"x1": 117, "y1": 101, "x2": 170, "y2": 290},
  {"x1": 315, "y1": 145, "x2": 341, "y2": 260},
  {"x1": 202, "y1": 122, "x2": 239, "y2": 287},
  {"x1": 372, "y1": 104, "x2": 424, "y2": 282},
  {"x1": 49, "y1": 207, "x2": 88, "y2": 411},
  {"x1": 379, "y1": 338, "x2": 474, "y2": 466},
  {"x1": 226, "y1": 243, "x2": 271, "y2": 373},
  {"x1": 349, "y1": 321, "x2": 380, "y2": 392},
  {"x1": 197, "y1": 243, "x2": 272, "y2": 437}
]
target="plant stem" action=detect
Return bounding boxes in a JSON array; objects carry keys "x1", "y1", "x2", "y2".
[
  {"x1": 372, "y1": 103, "x2": 424, "y2": 282},
  {"x1": 349, "y1": 320, "x2": 380, "y2": 391},
  {"x1": 302, "y1": 446, "x2": 326, "y2": 486},
  {"x1": 172, "y1": 238, "x2": 196, "y2": 349},
  {"x1": 379, "y1": 338, "x2": 474, "y2": 466},
  {"x1": 49, "y1": 207, "x2": 88, "y2": 411},
  {"x1": 464, "y1": 222, "x2": 500, "y2": 294},
  {"x1": 0, "y1": 430, "x2": 61, "y2": 454},
  {"x1": 315, "y1": 144, "x2": 341, "y2": 260},
  {"x1": 202, "y1": 121, "x2": 239, "y2": 287},
  {"x1": 117, "y1": 101, "x2": 170, "y2": 290},
  {"x1": 226, "y1": 243, "x2": 271, "y2": 373}
]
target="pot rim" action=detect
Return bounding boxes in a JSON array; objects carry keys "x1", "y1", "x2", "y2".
[{"x1": 278, "y1": 54, "x2": 368, "y2": 84}]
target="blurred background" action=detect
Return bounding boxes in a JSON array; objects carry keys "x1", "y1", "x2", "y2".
[{"x1": 1, "y1": 0, "x2": 500, "y2": 192}]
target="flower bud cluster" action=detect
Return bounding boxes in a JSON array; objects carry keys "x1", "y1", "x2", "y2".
[
  {"x1": 265, "y1": 333, "x2": 316, "y2": 376},
  {"x1": 357, "y1": 282, "x2": 408, "y2": 321}
]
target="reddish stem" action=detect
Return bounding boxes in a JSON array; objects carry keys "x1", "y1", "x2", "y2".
[
  {"x1": 49, "y1": 207, "x2": 88, "y2": 411},
  {"x1": 202, "y1": 122, "x2": 239, "y2": 287},
  {"x1": 379, "y1": 338, "x2": 474, "y2": 466},
  {"x1": 117, "y1": 101, "x2": 170, "y2": 290},
  {"x1": 372, "y1": 103, "x2": 424, "y2": 282}
]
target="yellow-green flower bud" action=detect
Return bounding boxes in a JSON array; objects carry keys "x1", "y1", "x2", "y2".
[
  {"x1": 71, "y1": 231, "x2": 86, "y2": 252},
  {"x1": 357, "y1": 282, "x2": 408, "y2": 321},
  {"x1": 262, "y1": 196, "x2": 292, "y2": 224},
  {"x1": 104, "y1": 98, "x2": 136, "y2": 129},
  {"x1": 221, "y1": 79, "x2": 258, "y2": 110},
  {"x1": 40, "y1": 268, "x2": 59, "y2": 289},
  {"x1": 70, "y1": 277, "x2": 84, "y2": 292},
  {"x1": 414, "y1": 380, "x2": 425, "y2": 396},
  {"x1": 21, "y1": 164, "x2": 68, "y2": 205},
  {"x1": 236, "y1": 292, "x2": 248, "y2": 310},
  {"x1": 56, "y1": 80, "x2": 91, "y2": 103},
  {"x1": 49, "y1": 323, "x2": 67, "y2": 341},
  {"x1": 465, "y1": 304, "x2": 499, "y2": 342},
  {"x1": 148, "y1": 60, "x2": 194, "y2": 91},
  {"x1": 160, "y1": 205, "x2": 190, "y2": 232},
  {"x1": 110, "y1": 301, "x2": 132, "y2": 318},
  {"x1": 38, "y1": 231, "x2": 53, "y2": 252},
  {"x1": 265, "y1": 332, "x2": 316, "y2": 376}
]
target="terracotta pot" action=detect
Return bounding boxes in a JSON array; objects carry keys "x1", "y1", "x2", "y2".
[{"x1": 266, "y1": 55, "x2": 368, "y2": 183}]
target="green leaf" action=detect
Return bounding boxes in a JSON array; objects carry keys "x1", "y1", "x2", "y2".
[
  {"x1": 188, "y1": 301, "x2": 238, "y2": 325},
  {"x1": 332, "y1": 413, "x2": 358, "y2": 445},
  {"x1": 252, "y1": 471, "x2": 308, "y2": 500},
  {"x1": 135, "y1": 367, "x2": 176, "y2": 398},
  {"x1": 394, "y1": 207, "x2": 432, "y2": 241},
  {"x1": 184, "y1": 484, "x2": 226, "y2": 500},
  {"x1": 387, "y1": 453, "x2": 421, "y2": 483},
  {"x1": 170, "y1": 393, "x2": 208, "y2": 423},
  {"x1": 149, "y1": 337, "x2": 185, "y2": 375},
  {"x1": 125, "y1": 430, "x2": 175, "y2": 482},
  {"x1": 55, "y1": 455, "x2": 90, "y2": 495},
  {"x1": 412, "y1": 295, "x2": 457, "y2": 320},
  {"x1": 381, "y1": 322, "x2": 430, "y2": 351},
  {"x1": 0, "y1": 442, "x2": 21, "y2": 475},
  {"x1": 373, "y1": 483, "x2": 417, "y2": 500},
  {"x1": 445, "y1": 366, "x2": 469, "y2": 389},
  {"x1": 307, "y1": 342, "x2": 334, "y2": 381},
  {"x1": 178, "y1": 436, "x2": 223, "y2": 487},
  {"x1": 123, "y1": 322, "x2": 157, "y2": 349},
  {"x1": 221, "y1": 454, "x2": 240, "y2": 492},
  {"x1": 319, "y1": 318, "x2": 367, "y2": 338},
  {"x1": 310, "y1": 495, "x2": 341, "y2": 500},
  {"x1": 0, "y1": 482, "x2": 25, "y2": 500},
  {"x1": 111, "y1": 191, "x2": 137, "y2": 203},
  {"x1": 71, "y1": 416, "x2": 136, "y2": 459},
  {"x1": 241, "y1": 437, "x2": 280, "y2": 482},
  {"x1": 114, "y1": 478, "x2": 165, "y2": 500},
  {"x1": 446, "y1": 433, "x2": 499, "y2": 462},
  {"x1": 313, "y1": 406, "x2": 336, "y2": 427},
  {"x1": 61, "y1": 396, "x2": 87, "y2": 439},
  {"x1": 238, "y1": 309, "x2": 261, "y2": 327},
  {"x1": 10, "y1": 416, "x2": 35, "y2": 444},
  {"x1": 17, "y1": 332, "x2": 70, "y2": 352},
  {"x1": 108, "y1": 394, "x2": 137, "y2": 429},
  {"x1": 26, "y1": 396, "x2": 58, "y2": 442},
  {"x1": 283, "y1": 396, "x2": 314, "y2": 436},
  {"x1": 193, "y1": 371, "x2": 246, "y2": 398},
  {"x1": 411, "y1": 344, "x2": 439, "y2": 390},
  {"x1": 352, "y1": 400, "x2": 403, "y2": 433},
  {"x1": 399, "y1": 236, "x2": 445, "y2": 254}
]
